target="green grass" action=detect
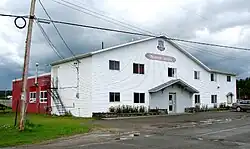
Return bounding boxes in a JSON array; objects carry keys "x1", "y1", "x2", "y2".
[{"x1": 0, "y1": 112, "x2": 94, "y2": 147}]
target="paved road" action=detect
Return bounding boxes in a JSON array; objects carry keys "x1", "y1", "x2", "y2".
[{"x1": 8, "y1": 111, "x2": 250, "y2": 149}]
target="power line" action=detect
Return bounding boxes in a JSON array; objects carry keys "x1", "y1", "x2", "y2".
[
  {"x1": 167, "y1": 37, "x2": 250, "y2": 51},
  {"x1": 37, "y1": 17, "x2": 156, "y2": 37},
  {"x1": 35, "y1": 20, "x2": 65, "y2": 60},
  {"x1": 38, "y1": 0, "x2": 79, "y2": 61},
  {"x1": 52, "y1": 0, "x2": 157, "y2": 36},
  {"x1": 39, "y1": 18, "x2": 250, "y2": 51},
  {"x1": 1, "y1": 13, "x2": 250, "y2": 51},
  {"x1": 0, "y1": 13, "x2": 29, "y2": 18}
]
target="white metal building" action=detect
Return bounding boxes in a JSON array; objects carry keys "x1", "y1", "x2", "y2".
[{"x1": 50, "y1": 36, "x2": 236, "y2": 117}]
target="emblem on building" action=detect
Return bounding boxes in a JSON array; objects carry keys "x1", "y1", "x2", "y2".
[{"x1": 157, "y1": 40, "x2": 165, "y2": 51}]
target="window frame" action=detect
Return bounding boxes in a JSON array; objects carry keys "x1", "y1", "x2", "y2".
[
  {"x1": 227, "y1": 76, "x2": 231, "y2": 82},
  {"x1": 29, "y1": 92, "x2": 36, "y2": 103},
  {"x1": 109, "y1": 92, "x2": 120, "y2": 102},
  {"x1": 211, "y1": 95, "x2": 217, "y2": 103},
  {"x1": 109, "y1": 60, "x2": 120, "y2": 70},
  {"x1": 168, "y1": 67, "x2": 177, "y2": 77},
  {"x1": 195, "y1": 94, "x2": 200, "y2": 104},
  {"x1": 211, "y1": 73, "x2": 217, "y2": 82},
  {"x1": 194, "y1": 71, "x2": 200, "y2": 80},
  {"x1": 40, "y1": 91, "x2": 48, "y2": 103},
  {"x1": 133, "y1": 63, "x2": 144, "y2": 74},
  {"x1": 134, "y1": 92, "x2": 145, "y2": 103}
]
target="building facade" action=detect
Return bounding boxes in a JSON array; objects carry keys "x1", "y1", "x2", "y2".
[
  {"x1": 50, "y1": 36, "x2": 237, "y2": 117},
  {"x1": 12, "y1": 73, "x2": 51, "y2": 114}
]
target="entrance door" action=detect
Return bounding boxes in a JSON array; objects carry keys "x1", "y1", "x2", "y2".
[
  {"x1": 169, "y1": 93, "x2": 176, "y2": 113},
  {"x1": 227, "y1": 96, "x2": 233, "y2": 104}
]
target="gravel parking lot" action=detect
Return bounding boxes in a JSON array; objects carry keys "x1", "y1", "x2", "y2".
[{"x1": 7, "y1": 111, "x2": 250, "y2": 149}]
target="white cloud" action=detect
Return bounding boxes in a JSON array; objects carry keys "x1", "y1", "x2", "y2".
[{"x1": 1, "y1": 0, "x2": 250, "y2": 89}]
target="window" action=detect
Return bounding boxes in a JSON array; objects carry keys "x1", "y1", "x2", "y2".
[
  {"x1": 195, "y1": 94, "x2": 200, "y2": 104},
  {"x1": 227, "y1": 76, "x2": 231, "y2": 82},
  {"x1": 40, "y1": 91, "x2": 48, "y2": 103},
  {"x1": 109, "y1": 92, "x2": 120, "y2": 102},
  {"x1": 29, "y1": 92, "x2": 36, "y2": 103},
  {"x1": 194, "y1": 71, "x2": 200, "y2": 80},
  {"x1": 168, "y1": 67, "x2": 177, "y2": 77},
  {"x1": 211, "y1": 95, "x2": 217, "y2": 103},
  {"x1": 133, "y1": 63, "x2": 144, "y2": 74},
  {"x1": 211, "y1": 73, "x2": 217, "y2": 82},
  {"x1": 134, "y1": 93, "x2": 145, "y2": 103},
  {"x1": 109, "y1": 60, "x2": 120, "y2": 70}
]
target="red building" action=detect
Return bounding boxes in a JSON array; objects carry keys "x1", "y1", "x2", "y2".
[{"x1": 12, "y1": 73, "x2": 51, "y2": 114}]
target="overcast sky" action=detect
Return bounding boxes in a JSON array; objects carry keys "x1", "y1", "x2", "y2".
[{"x1": 0, "y1": 0, "x2": 250, "y2": 89}]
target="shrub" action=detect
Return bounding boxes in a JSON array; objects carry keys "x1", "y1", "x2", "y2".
[
  {"x1": 133, "y1": 106, "x2": 139, "y2": 113},
  {"x1": 195, "y1": 105, "x2": 200, "y2": 112},
  {"x1": 139, "y1": 106, "x2": 146, "y2": 113},
  {"x1": 109, "y1": 106, "x2": 115, "y2": 113},
  {"x1": 213, "y1": 104, "x2": 218, "y2": 109},
  {"x1": 115, "y1": 105, "x2": 122, "y2": 113}
]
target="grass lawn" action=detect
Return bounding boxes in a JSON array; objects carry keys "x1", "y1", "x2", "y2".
[{"x1": 0, "y1": 112, "x2": 94, "y2": 147}]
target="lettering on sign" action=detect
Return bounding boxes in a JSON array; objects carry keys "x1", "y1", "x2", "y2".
[{"x1": 145, "y1": 53, "x2": 176, "y2": 62}]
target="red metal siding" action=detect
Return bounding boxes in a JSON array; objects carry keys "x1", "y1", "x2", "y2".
[{"x1": 12, "y1": 74, "x2": 51, "y2": 114}]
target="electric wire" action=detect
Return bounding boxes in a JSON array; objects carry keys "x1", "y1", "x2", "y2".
[
  {"x1": 38, "y1": 0, "x2": 79, "y2": 62},
  {"x1": 1, "y1": 13, "x2": 250, "y2": 51}
]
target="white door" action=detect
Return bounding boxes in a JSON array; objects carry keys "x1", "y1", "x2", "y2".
[
  {"x1": 227, "y1": 96, "x2": 233, "y2": 104},
  {"x1": 169, "y1": 93, "x2": 176, "y2": 113}
]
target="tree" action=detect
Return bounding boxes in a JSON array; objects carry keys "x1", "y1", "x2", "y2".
[{"x1": 237, "y1": 77, "x2": 250, "y2": 99}]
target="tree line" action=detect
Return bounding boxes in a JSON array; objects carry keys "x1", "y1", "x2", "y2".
[
  {"x1": 237, "y1": 78, "x2": 250, "y2": 99},
  {"x1": 0, "y1": 90, "x2": 11, "y2": 99}
]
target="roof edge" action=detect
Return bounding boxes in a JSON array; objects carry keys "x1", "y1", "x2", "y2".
[
  {"x1": 12, "y1": 73, "x2": 51, "y2": 82},
  {"x1": 210, "y1": 69, "x2": 237, "y2": 76},
  {"x1": 50, "y1": 36, "x2": 237, "y2": 76},
  {"x1": 50, "y1": 37, "x2": 155, "y2": 66},
  {"x1": 149, "y1": 79, "x2": 199, "y2": 93}
]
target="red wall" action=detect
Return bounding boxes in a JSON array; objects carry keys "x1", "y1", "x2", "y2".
[{"x1": 12, "y1": 74, "x2": 51, "y2": 114}]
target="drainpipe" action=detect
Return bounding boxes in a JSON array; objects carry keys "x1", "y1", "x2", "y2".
[{"x1": 74, "y1": 62, "x2": 80, "y2": 99}]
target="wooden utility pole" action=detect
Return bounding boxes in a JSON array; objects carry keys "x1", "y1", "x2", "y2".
[{"x1": 19, "y1": 0, "x2": 36, "y2": 131}]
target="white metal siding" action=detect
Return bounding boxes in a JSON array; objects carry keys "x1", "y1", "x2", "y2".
[
  {"x1": 91, "y1": 38, "x2": 236, "y2": 113},
  {"x1": 52, "y1": 38, "x2": 236, "y2": 116},
  {"x1": 150, "y1": 85, "x2": 192, "y2": 113},
  {"x1": 51, "y1": 57, "x2": 92, "y2": 117}
]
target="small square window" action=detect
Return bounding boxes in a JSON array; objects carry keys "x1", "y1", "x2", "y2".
[
  {"x1": 109, "y1": 92, "x2": 120, "y2": 102},
  {"x1": 211, "y1": 73, "x2": 217, "y2": 82},
  {"x1": 195, "y1": 94, "x2": 200, "y2": 104},
  {"x1": 227, "y1": 76, "x2": 231, "y2": 82},
  {"x1": 168, "y1": 67, "x2": 176, "y2": 77},
  {"x1": 109, "y1": 60, "x2": 120, "y2": 70},
  {"x1": 211, "y1": 95, "x2": 217, "y2": 103},
  {"x1": 29, "y1": 92, "x2": 36, "y2": 103},
  {"x1": 40, "y1": 91, "x2": 48, "y2": 103},
  {"x1": 194, "y1": 71, "x2": 200, "y2": 80},
  {"x1": 133, "y1": 63, "x2": 144, "y2": 74},
  {"x1": 134, "y1": 92, "x2": 145, "y2": 103}
]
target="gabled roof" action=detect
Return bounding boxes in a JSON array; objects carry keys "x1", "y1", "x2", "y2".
[
  {"x1": 51, "y1": 36, "x2": 236, "y2": 76},
  {"x1": 149, "y1": 79, "x2": 199, "y2": 93}
]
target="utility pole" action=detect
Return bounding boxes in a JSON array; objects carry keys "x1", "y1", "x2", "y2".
[{"x1": 19, "y1": 0, "x2": 36, "y2": 131}]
